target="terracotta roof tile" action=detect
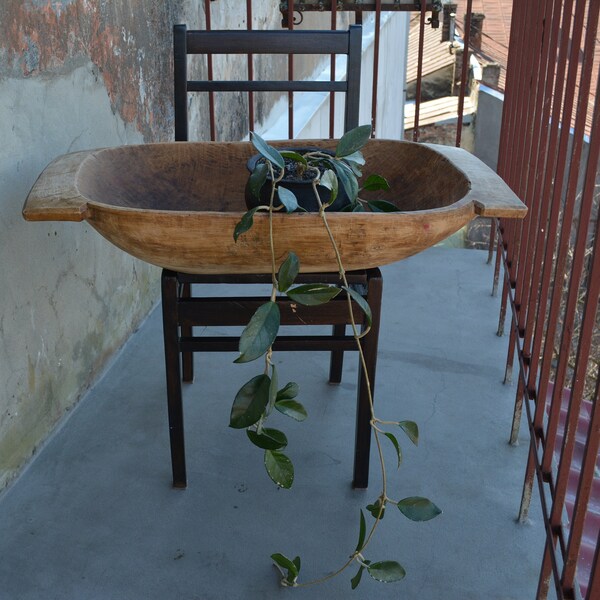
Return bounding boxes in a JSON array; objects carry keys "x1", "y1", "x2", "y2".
[{"x1": 405, "y1": 13, "x2": 455, "y2": 83}]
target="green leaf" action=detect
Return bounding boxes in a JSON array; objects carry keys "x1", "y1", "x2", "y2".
[
  {"x1": 343, "y1": 151, "x2": 366, "y2": 166},
  {"x1": 368, "y1": 199, "x2": 399, "y2": 213},
  {"x1": 250, "y1": 131, "x2": 284, "y2": 169},
  {"x1": 354, "y1": 509, "x2": 367, "y2": 552},
  {"x1": 271, "y1": 553, "x2": 300, "y2": 586},
  {"x1": 248, "y1": 163, "x2": 269, "y2": 199},
  {"x1": 331, "y1": 159, "x2": 359, "y2": 202},
  {"x1": 229, "y1": 374, "x2": 271, "y2": 429},
  {"x1": 367, "y1": 561, "x2": 406, "y2": 583},
  {"x1": 351, "y1": 565, "x2": 365, "y2": 589},
  {"x1": 276, "y1": 381, "x2": 299, "y2": 401},
  {"x1": 397, "y1": 497, "x2": 442, "y2": 521},
  {"x1": 233, "y1": 207, "x2": 259, "y2": 242},
  {"x1": 235, "y1": 301, "x2": 280, "y2": 363},
  {"x1": 277, "y1": 186, "x2": 299, "y2": 212},
  {"x1": 287, "y1": 284, "x2": 341, "y2": 306},
  {"x1": 278, "y1": 252, "x2": 300, "y2": 292},
  {"x1": 280, "y1": 150, "x2": 308, "y2": 167},
  {"x1": 366, "y1": 498, "x2": 385, "y2": 520},
  {"x1": 352, "y1": 203, "x2": 366, "y2": 212},
  {"x1": 383, "y1": 432, "x2": 402, "y2": 469},
  {"x1": 344, "y1": 151, "x2": 366, "y2": 177},
  {"x1": 342, "y1": 286, "x2": 372, "y2": 328},
  {"x1": 275, "y1": 399, "x2": 307, "y2": 421},
  {"x1": 398, "y1": 420, "x2": 419, "y2": 446},
  {"x1": 247, "y1": 427, "x2": 288, "y2": 450},
  {"x1": 319, "y1": 169, "x2": 338, "y2": 204},
  {"x1": 362, "y1": 173, "x2": 391, "y2": 192},
  {"x1": 264, "y1": 450, "x2": 294, "y2": 488},
  {"x1": 335, "y1": 125, "x2": 372, "y2": 158}
]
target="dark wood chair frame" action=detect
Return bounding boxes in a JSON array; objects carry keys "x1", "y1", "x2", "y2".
[{"x1": 163, "y1": 24, "x2": 382, "y2": 490}]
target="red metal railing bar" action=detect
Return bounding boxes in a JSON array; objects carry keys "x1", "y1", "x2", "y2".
[
  {"x1": 536, "y1": 4, "x2": 594, "y2": 590},
  {"x1": 539, "y1": 0, "x2": 594, "y2": 480},
  {"x1": 498, "y1": 0, "x2": 535, "y2": 383},
  {"x1": 527, "y1": 0, "x2": 576, "y2": 437},
  {"x1": 371, "y1": 0, "x2": 382, "y2": 138},
  {"x1": 497, "y1": 213, "x2": 567, "y2": 598},
  {"x1": 494, "y1": 0, "x2": 529, "y2": 344},
  {"x1": 519, "y1": 0, "x2": 566, "y2": 411},
  {"x1": 412, "y1": 2, "x2": 428, "y2": 142},
  {"x1": 508, "y1": 0, "x2": 560, "y2": 445},
  {"x1": 287, "y1": 0, "x2": 295, "y2": 138},
  {"x1": 329, "y1": 0, "x2": 338, "y2": 138},
  {"x1": 455, "y1": 0, "x2": 472, "y2": 147},
  {"x1": 541, "y1": 9, "x2": 600, "y2": 595},
  {"x1": 491, "y1": 0, "x2": 523, "y2": 293},
  {"x1": 247, "y1": 0, "x2": 255, "y2": 133},
  {"x1": 512, "y1": 0, "x2": 555, "y2": 328},
  {"x1": 204, "y1": 0, "x2": 216, "y2": 141}
]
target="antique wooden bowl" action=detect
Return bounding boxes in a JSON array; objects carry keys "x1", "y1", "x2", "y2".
[{"x1": 23, "y1": 139, "x2": 526, "y2": 274}]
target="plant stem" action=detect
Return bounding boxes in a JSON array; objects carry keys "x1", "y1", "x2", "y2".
[{"x1": 293, "y1": 180, "x2": 388, "y2": 588}]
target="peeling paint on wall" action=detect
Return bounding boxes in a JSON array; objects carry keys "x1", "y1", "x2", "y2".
[{"x1": 0, "y1": 0, "x2": 184, "y2": 141}]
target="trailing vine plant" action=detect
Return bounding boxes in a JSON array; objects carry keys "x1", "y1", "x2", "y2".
[{"x1": 231, "y1": 125, "x2": 441, "y2": 589}]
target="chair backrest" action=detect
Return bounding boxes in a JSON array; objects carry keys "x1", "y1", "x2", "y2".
[{"x1": 173, "y1": 25, "x2": 362, "y2": 142}]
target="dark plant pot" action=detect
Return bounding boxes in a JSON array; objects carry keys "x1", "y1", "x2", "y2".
[{"x1": 245, "y1": 148, "x2": 350, "y2": 212}]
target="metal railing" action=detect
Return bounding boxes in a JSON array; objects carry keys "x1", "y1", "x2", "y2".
[
  {"x1": 200, "y1": 0, "x2": 466, "y2": 145},
  {"x1": 494, "y1": 0, "x2": 600, "y2": 597}
]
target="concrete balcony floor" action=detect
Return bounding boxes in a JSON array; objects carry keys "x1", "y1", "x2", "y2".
[{"x1": 0, "y1": 248, "x2": 545, "y2": 599}]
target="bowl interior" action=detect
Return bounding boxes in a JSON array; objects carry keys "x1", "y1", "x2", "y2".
[{"x1": 76, "y1": 140, "x2": 470, "y2": 213}]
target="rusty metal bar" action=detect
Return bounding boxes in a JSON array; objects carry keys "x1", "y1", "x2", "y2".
[
  {"x1": 247, "y1": 0, "x2": 255, "y2": 132},
  {"x1": 288, "y1": 0, "x2": 295, "y2": 138},
  {"x1": 455, "y1": 0, "x2": 472, "y2": 147},
  {"x1": 371, "y1": 0, "x2": 382, "y2": 137},
  {"x1": 500, "y1": 0, "x2": 536, "y2": 384},
  {"x1": 279, "y1": 1, "x2": 442, "y2": 25},
  {"x1": 494, "y1": 0, "x2": 527, "y2": 345},
  {"x1": 542, "y1": 11, "x2": 600, "y2": 597},
  {"x1": 528, "y1": 0, "x2": 577, "y2": 435},
  {"x1": 412, "y1": 1, "x2": 427, "y2": 141},
  {"x1": 539, "y1": 0, "x2": 593, "y2": 480},
  {"x1": 507, "y1": 0, "x2": 558, "y2": 444},
  {"x1": 329, "y1": 0, "x2": 338, "y2": 138},
  {"x1": 204, "y1": 0, "x2": 216, "y2": 141},
  {"x1": 496, "y1": 0, "x2": 600, "y2": 597}
]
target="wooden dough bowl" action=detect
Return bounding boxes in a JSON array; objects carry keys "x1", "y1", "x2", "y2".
[{"x1": 23, "y1": 139, "x2": 526, "y2": 274}]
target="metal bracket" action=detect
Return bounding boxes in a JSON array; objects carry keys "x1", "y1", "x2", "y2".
[{"x1": 279, "y1": 1, "x2": 442, "y2": 28}]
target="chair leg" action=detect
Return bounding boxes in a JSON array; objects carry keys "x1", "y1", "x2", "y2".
[
  {"x1": 329, "y1": 324, "x2": 345, "y2": 384},
  {"x1": 352, "y1": 269, "x2": 383, "y2": 489},
  {"x1": 181, "y1": 282, "x2": 194, "y2": 382},
  {"x1": 161, "y1": 270, "x2": 187, "y2": 488}
]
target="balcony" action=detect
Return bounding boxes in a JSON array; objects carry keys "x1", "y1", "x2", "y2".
[
  {"x1": 1, "y1": 1, "x2": 599, "y2": 598},
  {"x1": 0, "y1": 247, "x2": 546, "y2": 597}
]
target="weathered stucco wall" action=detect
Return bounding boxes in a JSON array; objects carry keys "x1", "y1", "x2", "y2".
[
  {"x1": 0, "y1": 0, "x2": 405, "y2": 492},
  {"x1": 0, "y1": 0, "x2": 210, "y2": 491}
]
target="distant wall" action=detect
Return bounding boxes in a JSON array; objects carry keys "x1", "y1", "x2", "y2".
[{"x1": 474, "y1": 85, "x2": 504, "y2": 169}]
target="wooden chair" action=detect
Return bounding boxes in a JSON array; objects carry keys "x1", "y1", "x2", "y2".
[{"x1": 163, "y1": 24, "x2": 382, "y2": 489}]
